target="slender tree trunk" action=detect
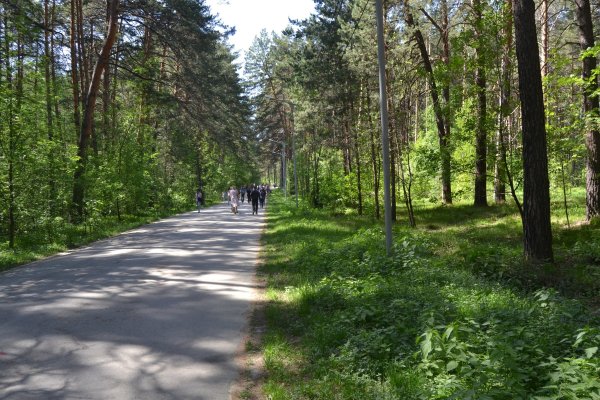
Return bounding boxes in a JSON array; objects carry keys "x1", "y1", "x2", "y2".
[
  {"x1": 387, "y1": 85, "x2": 397, "y2": 221},
  {"x1": 575, "y1": 0, "x2": 600, "y2": 220},
  {"x1": 350, "y1": 106, "x2": 363, "y2": 215},
  {"x1": 50, "y1": 0, "x2": 60, "y2": 127},
  {"x1": 473, "y1": 0, "x2": 488, "y2": 206},
  {"x1": 4, "y1": 14, "x2": 16, "y2": 248},
  {"x1": 44, "y1": 0, "x2": 57, "y2": 215},
  {"x1": 366, "y1": 83, "x2": 381, "y2": 219},
  {"x1": 495, "y1": 0, "x2": 511, "y2": 204},
  {"x1": 402, "y1": 0, "x2": 452, "y2": 204},
  {"x1": 72, "y1": 0, "x2": 120, "y2": 222},
  {"x1": 70, "y1": 0, "x2": 81, "y2": 136},
  {"x1": 540, "y1": 0, "x2": 549, "y2": 78},
  {"x1": 441, "y1": 0, "x2": 451, "y2": 160},
  {"x1": 76, "y1": 0, "x2": 88, "y2": 98},
  {"x1": 512, "y1": 0, "x2": 553, "y2": 261},
  {"x1": 43, "y1": 0, "x2": 53, "y2": 141}
]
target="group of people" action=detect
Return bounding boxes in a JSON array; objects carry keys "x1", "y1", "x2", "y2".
[{"x1": 226, "y1": 184, "x2": 269, "y2": 215}]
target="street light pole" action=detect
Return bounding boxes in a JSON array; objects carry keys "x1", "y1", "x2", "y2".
[{"x1": 376, "y1": 0, "x2": 394, "y2": 256}]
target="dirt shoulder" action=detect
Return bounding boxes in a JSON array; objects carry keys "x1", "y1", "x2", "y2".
[{"x1": 229, "y1": 274, "x2": 267, "y2": 400}]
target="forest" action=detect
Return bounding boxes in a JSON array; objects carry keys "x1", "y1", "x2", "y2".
[
  {"x1": 0, "y1": 0, "x2": 258, "y2": 263},
  {"x1": 1, "y1": 0, "x2": 599, "y2": 263},
  {"x1": 1, "y1": 0, "x2": 600, "y2": 397}
]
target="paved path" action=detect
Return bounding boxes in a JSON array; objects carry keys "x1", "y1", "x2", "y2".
[{"x1": 0, "y1": 200, "x2": 265, "y2": 400}]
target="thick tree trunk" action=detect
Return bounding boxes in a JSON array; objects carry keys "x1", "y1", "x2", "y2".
[
  {"x1": 402, "y1": 0, "x2": 452, "y2": 204},
  {"x1": 473, "y1": 0, "x2": 488, "y2": 206},
  {"x1": 575, "y1": 0, "x2": 600, "y2": 220},
  {"x1": 512, "y1": 0, "x2": 553, "y2": 261},
  {"x1": 72, "y1": 0, "x2": 120, "y2": 222}
]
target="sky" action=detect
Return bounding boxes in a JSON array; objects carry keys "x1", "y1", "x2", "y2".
[{"x1": 205, "y1": 0, "x2": 315, "y2": 58}]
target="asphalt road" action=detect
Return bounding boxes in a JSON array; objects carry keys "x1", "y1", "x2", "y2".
[{"x1": 0, "y1": 200, "x2": 265, "y2": 400}]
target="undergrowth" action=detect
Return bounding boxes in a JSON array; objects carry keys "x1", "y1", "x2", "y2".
[{"x1": 260, "y1": 193, "x2": 600, "y2": 399}]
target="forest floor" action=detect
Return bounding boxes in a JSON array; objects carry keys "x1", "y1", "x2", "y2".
[{"x1": 256, "y1": 191, "x2": 600, "y2": 399}]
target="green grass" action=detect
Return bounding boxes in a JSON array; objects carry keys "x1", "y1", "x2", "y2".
[{"x1": 259, "y1": 192, "x2": 600, "y2": 399}]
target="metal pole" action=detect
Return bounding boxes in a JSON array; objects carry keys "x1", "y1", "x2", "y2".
[{"x1": 376, "y1": 0, "x2": 393, "y2": 256}]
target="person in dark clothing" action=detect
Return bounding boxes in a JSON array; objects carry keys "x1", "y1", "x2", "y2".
[
  {"x1": 195, "y1": 188, "x2": 203, "y2": 213},
  {"x1": 249, "y1": 185, "x2": 260, "y2": 215},
  {"x1": 259, "y1": 186, "x2": 266, "y2": 208}
]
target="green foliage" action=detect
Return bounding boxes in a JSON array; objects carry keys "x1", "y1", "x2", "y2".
[
  {"x1": 0, "y1": 1, "x2": 254, "y2": 255},
  {"x1": 260, "y1": 193, "x2": 600, "y2": 399}
]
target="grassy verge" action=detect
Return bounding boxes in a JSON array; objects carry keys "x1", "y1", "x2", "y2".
[
  {"x1": 0, "y1": 206, "x2": 198, "y2": 273},
  {"x1": 260, "y1": 192, "x2": 600, "y2": 399}
]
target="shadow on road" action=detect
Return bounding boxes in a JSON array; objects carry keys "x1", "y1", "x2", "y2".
[{"x1": 0, "y1": 202, "x2": 265, "y2": 400}]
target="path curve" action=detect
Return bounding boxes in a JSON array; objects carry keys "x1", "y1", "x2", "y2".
[{"x1": 0, "y1": 200, "x2": 265, "y2": 400}]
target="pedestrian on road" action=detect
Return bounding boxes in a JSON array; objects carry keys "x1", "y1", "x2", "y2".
[
  {"x1": 259, "y1": 186, "x2": 266, "y2": 209},
  {"x1": 240, "y1": 186, "x2": 246, "y2": 203},
  {"x1": 249, "y1": 185, "x2": 260, "y2": 215},
  {"x1": 196, "y1": 188, "x2": 203, "y2": 213},
  {"x1": 228, "y1": 186, "x2": 239, "y2": 214}
]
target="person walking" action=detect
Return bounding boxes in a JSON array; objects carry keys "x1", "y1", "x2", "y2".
[
  {"x1": 249, "y1": 185, "x2": 260, "y2": 215},
  {"x1": 259, "y1": 186, "x2": 266, "y2": 209},
  {"x1": 196, "y1": 188, "x2": 203, "y2": 213},
  {"x1": 228, "y1": 186, "x2": 239, "y2": 214},
  {"x1": 240, "y1": 186, "x2": 246, "y2": 203}
]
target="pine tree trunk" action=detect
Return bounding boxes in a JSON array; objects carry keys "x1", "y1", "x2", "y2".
[
  {"x1": 540, "y1": 0, "x2": 549, "y2": 78},
  {"x1": 402, "y1": 0, "x2": 452, "y2": 204},
  {"x1": 72, "y1": 0, "x2": 120, "y2": 222},
  {"x1": 4, "y1": 13, "x2": 16, "y2": 248},
  {"x1": 495, "y1": 0, "x2": 511, "y2": 204},
  {"x1": 473, "y1": 0, "x2": 488, "y2": 206},
  {"x1": 50, "y1": 0, "x2": 60, "y2": 126},
  {"x1": 69, "y1": 0, "x2": 81, "y2": 136},
  {"x1": 43, "y1": 0, "x2": 53, "y2": 141},
  {"x1": 366, "y1": 87, "x2": 381, "y2": 219},
  {"x1": 512, "y1": 0, "x2": 553, "y2": 261},
  {"x1": 575, "y1": 0, "x2": 600, "y2": 220}
]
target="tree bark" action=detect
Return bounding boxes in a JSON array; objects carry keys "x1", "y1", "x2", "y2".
[
  {"x1": 72, "y1": 0, "x2": 120, "y2": 222},
  {"x1": 473, "y1": 0, "x2": 488, "y2": 206},
  {"x1": 43, "y1": 0, "x2": 53, "y2": 141},
  {"x1": 575, "y1": 0, "x2": 600, "y2": 221},
  {"x1": 402, "y1": 0, "x2": 452, "y2": 204},
  {"x1": 540, "y1": 0, "x2": 549, "y2": 78},
  {"x1": 4, "y1": 13, "x2": 16, "y2": 248},
  {"x1": 495, "y1": 0, "x2": 511, "y2": 204},
  {"x1": 512, "y1": 0, "x2": 553, "y2": 261},
  {"x1": 366, "y1": 82, "x2": 381, "y2": 219},
  {"x1": 69, "y1": 0, "x2": 81, "y2": 136}
]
